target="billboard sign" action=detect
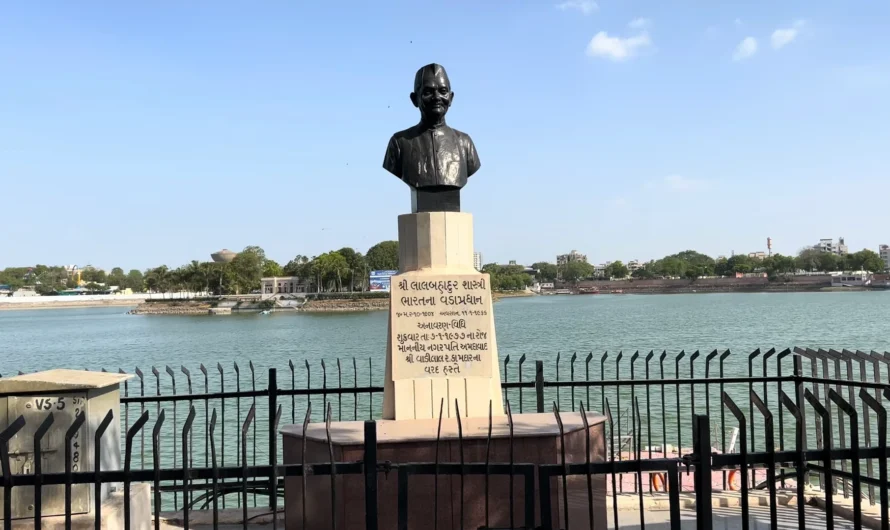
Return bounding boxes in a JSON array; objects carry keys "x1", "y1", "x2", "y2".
[{"x1": 369, "y1": 270, "x2": 398, "y2": 292}]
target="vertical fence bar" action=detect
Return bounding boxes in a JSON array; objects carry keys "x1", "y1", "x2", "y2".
[
  {"x1": 692, "y1": 414, "x2": 712, "y2": 530},
  {"x1": 518, "y1": 354, "x2": 526, "y2": 413},
  {"x1": 780, "y1": 391, "x2": 806, "y2": 528},
  {"x1": 124, "y1": 411, "x2": 149, "y2": 530},
  {"x1": 268, "y1": 368, "x2": 278, "y2": 516},
  {"x1": 33, "y1": 413, "x2": 55, "y2": 530},
  {"x1": 94, "y1": 411, "x2": 114, "y2": 530},
  {"x1": 645, "y1": 350, "x2": 654, "y2": 463},
  {"x1": 241, "y1": 405, "x2": 256, "y2": 530},
  {"x1": 804, "y1": 389, "x2": 834, "y2": 530},
  {"x1": 722, "y1": 393, "x2": 749, "y2": 530},
  {"x1": 863, "y1": 390, "x2": 888, "y2": 530},
  {"x1": 535, "y1": 360, "x2": 545, "y2": 413},
  {"x1": 600, "y1": 352, "x2": 608, "y2": 415},
  {"x1": 828, "y1": 388, "x2": 861, "y2": 529},
  {"x1": 659, "y1": 351, "x2": 667, "y2": 459},
  {"x1": 210, "y1": 410, "x2": 219, "y2": 530},
  {"x1": 217, "y1": 362, "x2": 226, "y2": 510},
  {"x1": 585, "y1": 352, "x2": 593, "y2": 411},
  {"x1": 553, "y1": 402, "x2": 570, "y2": 530},
  {"x1": 235, "y1": 362, "x2": 242, "y2": 508},
  {"x1": 605, "y1": 399, "x2": 618, "y2": 530},
  {"x1": 751, "y1": 391, "x2": 777, "y2": 530},
  {"x1": 675, "y1": 350, "x2": 685, "y2": 488},
  {"x1": 719, "y1": 349, "x2": 731, "y2": 490},
  {"x1": 249, "y1": 361, "x2": 257, "y2": 507},
  {"x1": 570, "y1": 352, "x2": 577, "y2": 411},
  {"x1": 65, "y1": 411, "x2": 86, "y2": 530},
  {"x1": 182, "y1": 406, "x2": 197, "y2": 530},
  {"x1": 166, "y1": 365, "x2": 179, "y2": 510},
  {"x1": 364, "y1": 419, "x2": 378, "y2": 530},
  {"x1": 152, "y1": 411, "x2": 166, "y2": 530}
]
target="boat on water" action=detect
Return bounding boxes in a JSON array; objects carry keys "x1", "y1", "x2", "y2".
[
  {"x1": 611, "y1": 289, "x2": 625, "y2": 294},
  {"x1": 260, "y1": 310, "x2": 272, "y2": 315},
  {"x1": 577, "y1": 287, "x2": 600, "y2": 295}
]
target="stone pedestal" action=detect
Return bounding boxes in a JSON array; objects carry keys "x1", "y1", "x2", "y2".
[
  {"x1": 281, "y1": 412, "x2": 607, "y2": 530},
  {"x1": 384, "y1": 212, "x2": 503, "y2": 420},
  {"x1": 0, "y1": 369, "x2": 132, "y2": 521}
]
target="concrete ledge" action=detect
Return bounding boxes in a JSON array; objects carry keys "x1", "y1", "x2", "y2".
[
  {"x1": 157, "y1": 507, "x2": 283, "y2": 526},
  {"x1": 10, "y1": 484, "x2": 150, "y2": 530}
]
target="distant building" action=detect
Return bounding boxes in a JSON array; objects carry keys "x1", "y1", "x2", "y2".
[
  {"x1": 508, "y1": 260, "x2": 517, "y2": 266},
  {"x1": 747, "y1": 252, "x2": 767, "y2": 260},
  {"x1": 211, "y1": 249, "x2": 238, "y2": 263},
  {"x1": 831, "y1": 272, "x2": 871, "y2": 287},
  {"x1": 594, "y1": 262, "x2": 611, "y2": 277},
  {"x1": 261, "y1": 276, "x2": 307, "y2": 295},
  {"x1": 557, "y1": 250, "x2": 587, "y2": 266},
  {"x1": 880, "y1": 244, "x2": 890, "y2": 271},
  {"x1": 473, "y1": 252, "x2": 483, "y2": 271},
  {"x1": 627, "y1": 260, "x2": 642, "y2": 272},
  {"x1": 815, "y1": 238, "x2": 848, "y2": 256}
]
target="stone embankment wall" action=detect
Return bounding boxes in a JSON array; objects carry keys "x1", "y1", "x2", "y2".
[
  {"x1": 129, "y1": 301, "x2": 213, "y2": 315},
  {"x1": 298, "y1": 298, "x2": 389, "y2": 312},
  {"x1": 572, "y1": 275, "x2": 832, "y2": 294}
]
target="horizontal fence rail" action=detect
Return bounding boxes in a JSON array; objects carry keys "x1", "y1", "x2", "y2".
[{"x1": 2, "y1": 346, "x2": 890, "y2": 529}]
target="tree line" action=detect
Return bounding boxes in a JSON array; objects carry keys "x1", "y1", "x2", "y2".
[
  {"x1": 0, "y1": 241, "x2": 400, "y2": 296},
  {"x1": 524, "y1": 247, "x2": 886, "y2": 284}
]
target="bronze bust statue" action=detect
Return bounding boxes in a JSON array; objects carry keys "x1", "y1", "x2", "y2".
[{"x1": 383, "y1": 63, "x2": 480, "y2": 212}]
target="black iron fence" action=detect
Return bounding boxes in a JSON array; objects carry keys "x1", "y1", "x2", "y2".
[{"x1": 3, "y1": 347, "x2": 890, "y2": 529}]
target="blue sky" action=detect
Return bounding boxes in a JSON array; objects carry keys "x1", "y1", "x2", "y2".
[{"x1": 2, "y1": 1, "x2": 888, "y2": 270}]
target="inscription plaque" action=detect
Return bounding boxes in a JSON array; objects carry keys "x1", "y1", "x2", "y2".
[{"x1": 390, "y1": 273, "x2": 493, "y2": 380}]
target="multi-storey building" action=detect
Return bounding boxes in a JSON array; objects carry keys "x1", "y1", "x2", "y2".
[
  {"x1": 473, "y1": 252, "x2": 483, "y2": 271},
  {"x1": 557, "y1": 250, "x2": 587, "y2": 266}
]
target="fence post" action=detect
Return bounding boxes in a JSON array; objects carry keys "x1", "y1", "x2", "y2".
[
  {"x1": 268, "y1": 368, "x2": 278, "y2": 512},
  {"x1": 535, "y1": 361, "x2": 545, "y2": 413},
  {"x1": 692, "y1": 414, "x2": 712, "y2": 530},
  {"x1": 364, "y1": 421, "x2": 379, "y2": 530}
]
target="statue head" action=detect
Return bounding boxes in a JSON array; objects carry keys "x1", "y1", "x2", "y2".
[{"x1": 410, "y1": 64, "x2": 453, "y2": 123}]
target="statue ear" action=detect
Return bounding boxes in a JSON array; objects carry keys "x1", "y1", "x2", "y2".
[{"x1": 409, "y1": 92, "x2": 419, "y2": 108}]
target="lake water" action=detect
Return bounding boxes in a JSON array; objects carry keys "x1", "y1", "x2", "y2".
[
  {"x1": 3, "y1": 292, "x2": 888, "y2": 509},
  {"x1": 2, "y1": 292, "x2": 889, "y2": 379}
]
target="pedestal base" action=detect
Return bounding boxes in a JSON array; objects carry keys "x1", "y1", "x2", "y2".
[{"x1": 282, "y1": 412, "x2": 608, "y2": 530}]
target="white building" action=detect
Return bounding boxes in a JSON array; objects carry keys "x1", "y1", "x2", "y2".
[
  {"x1": 261, "y1": 276, "x2": 307, "y2": 295},
  {"x1": 557, "y1": 250, "x2": 587, "y2": 266},
  {"x1": 880, "y1": 244, "x2": 890, "y2": 271},
  {"x1": 816, "y1": 238, "x2": 848, "y2": 255},
  {"x1": 594, "y1": 262, "x2": 611, "y2": 278},
  {"x1": 473, "y1": 252, "x2": 483, "y2": 271},
  {"x1": 627, "y1": 260, "x2": 642, "y2": 272},
  {"x1": 831, "y1": 272, "x2": 871, "y2": 287}
]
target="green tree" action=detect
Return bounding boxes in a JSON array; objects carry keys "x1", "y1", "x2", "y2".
[
  {"x1": 562, "y1": 261, "x2": 594, "y2": 283},
  {"x1": 795, "y1": 248, "x2": 822, "y2": 272},
  {"x1": 231, "y1": 250, "x2": 263, "y2": 294},
  {"x1": 816, "y1": 252, "x2": 841, "y2": 272},
  {"x1": 126, "y1": 269, "x2": 144, "y2": 292},
  {"x1": 337, "y1": 247, "x2": 368, "y2": 291},
  {"x1": 366, "y1": 241, "x2": 399, "y2": 271},
  {"x1": 312, "y1": 252, "x2": 350, "y2": 291},
  {"x1": 726, "y1": 255, "x2": 755, "y2": 274},
  {"x1": 531, "y1": 262, "x2": 558, "y2": 282},
  {"x1": 852, "y1": 249, "x2": 885, "y2": 272},
  {"x1": 263, "y1": 259, "x2": 284, "y2": 277},
  {"x1": 714, "y1": 257, "x2": 730, "y2": 277},
  {"x1": 604, "y1": 261, "x2": 629, "y2": 279}
]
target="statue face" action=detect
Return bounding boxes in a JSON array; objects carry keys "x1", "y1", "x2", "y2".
[{"x1": 411, "y1": 69, "x2": 453, "y2": 121}]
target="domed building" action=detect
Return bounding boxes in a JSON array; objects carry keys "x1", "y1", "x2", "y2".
[{"x1": 211, "y1": 249, "x2": 237, "y2": 263}]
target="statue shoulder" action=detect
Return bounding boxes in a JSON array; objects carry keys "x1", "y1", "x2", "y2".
[{"x1": 390, "y1": 124, "x2": 424, "y2": 142}]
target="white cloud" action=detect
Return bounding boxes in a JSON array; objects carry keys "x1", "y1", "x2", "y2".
[
  {"x1": 628, "y1": 17, "x2": 651, "y2": 29},
  {"x1": 586, "y1": 31, "x2": 652, "y2": 61},
  {"x1": 664, "y1": 175, "x2": 706, "y2": 191},
  {"x1": 732, "y1": 37, "x2": 758, "y2": 61},
  {"x1": 771, "y1": 20, "x2": 805, "y2": 50},
  {"x1": 557, "y1": 1, "x2": 597, "y2": 15}
]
